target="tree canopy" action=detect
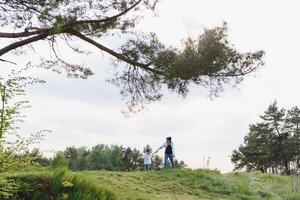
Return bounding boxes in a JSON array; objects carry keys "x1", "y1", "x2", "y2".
[
  {"x1": 0, "y1": 0, "x2": 264, "y2": 109},
  {"x1": 231, "y1": 101, "x2": 300, "y2": 175},
  {"x1": 44, "y1": 144, "x2": 186, "y2": 171},
  {"x1": 0, "y1": 69, "x2": 44, "y2": 138}
]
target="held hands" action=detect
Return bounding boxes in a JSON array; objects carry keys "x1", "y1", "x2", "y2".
[
  {"x1": 152, "y1": 147, "x2": 162, "y2": 156},
  {"x1": 152, "y1": 150, "x2": 160, "y2": 156}
]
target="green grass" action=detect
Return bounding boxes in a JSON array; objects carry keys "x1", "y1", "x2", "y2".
[{"x1": 2, "y1": 168, "x2": 300, "y2": 199}]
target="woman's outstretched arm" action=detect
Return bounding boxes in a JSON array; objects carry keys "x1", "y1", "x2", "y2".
[{"x1": 153, "y1": 143, "x2": 165, "y2": 154}]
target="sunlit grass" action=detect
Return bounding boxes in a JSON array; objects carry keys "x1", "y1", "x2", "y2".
[{"x1": 1, "y1": 168, "x2": 300, "y2": 199}]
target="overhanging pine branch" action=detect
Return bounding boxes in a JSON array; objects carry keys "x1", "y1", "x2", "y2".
[
  {"x1": 67, "y1": 29, "x2": 166, "y2": 76},
  {"x1": 0, "y1": 58, "x2": 16, "y2": 65},
  {"x1": 0, "y1": 32, "x2": 51, "y2": 56},
  {"x1": 0, "y1": 29, "x2": 49, "y2": 38},
  {"x1": 65, "y1": 0, "x2": 142, "y2": 28}
]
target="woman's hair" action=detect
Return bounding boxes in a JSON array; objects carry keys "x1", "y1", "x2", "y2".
[{"x1": 166, "y1": 137, "x2": 172, "y2": 142}]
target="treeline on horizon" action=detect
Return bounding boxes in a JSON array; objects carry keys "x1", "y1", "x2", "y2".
[
  {"x1": 28, "y1": 144, "x2": 187, "y2": 171},
  {"x1": 232, "y1": 101, "x2": 300, "y2": 175}
]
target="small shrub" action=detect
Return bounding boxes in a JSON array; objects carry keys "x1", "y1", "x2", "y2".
[
  {"x1": 9, "y1": 170, "x2": 116, "y2": 200},
  {"x1": 0, "y1": 176, "x2": 18, "y2": 199},
  {"x1": 51, "y1": 153, "x2": 69, "y2": 168}
]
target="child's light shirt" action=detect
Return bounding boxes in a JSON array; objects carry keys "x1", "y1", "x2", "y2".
[{"x1": 144, "y1": 154, "x2": 152, "y2": 165}]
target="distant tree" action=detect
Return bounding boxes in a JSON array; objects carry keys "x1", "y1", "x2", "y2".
[
  {"x1": 152, "y1": 155, "x2": 163, "y2": 170},
  {"x1": 83, "y1": 144, "x2": 124, "y2": 171},
  {"x1": 231, "y1": 123, "x2": 273, "y2": 173},
  {"x1": 51, "y1": 152, "x2": 69, "y2": 168},
  {"x1": 24, "y1": 148, "x2": 50, "y2": 167},
  {"x1": 0, "y1": 0, "x2": 264, "y2": 110},
  {"x1": 64, "y1": 146, "x2": 89, "y2": 170},
  {"x1": 261, "y1": 102, "x2": 294, "y2": 174},
  {"x1": 110, "y1": 145, "x2": 124, "y2": 170},
  {"x1": 286, "y1": 107, "x2": 300, "y2": 170},
  {"x1": 86, "y1": 144, "x2": 109, "y2": 170},
  {"x1": 132, "y1": 148, "x2": 143, "y2": 170},
  {"x1": 174, "y1": 159, "x2": 188, "y2": 169},
  {"x1": 64, "y1": 146, "x2": 78, "y2": 166},
  {"x1": 232, "y1": 101, "x2": 300, "y2": 174},
  {"x1": 121, "y1": 147, "x2": 134, "y2": 171},
  {"x1": 121, "y1": 146, "x2": 143, "y2": 171},
  {"x1": 51, "y1": 143, "x2": 188, "y2": 171}
]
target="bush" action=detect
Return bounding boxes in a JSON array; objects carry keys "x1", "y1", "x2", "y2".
[
  {"x1": 0, "y1": 176, "x2": 19, "y2": 199},
  {"x1": 8, "y1": 169, "x2": 116, "y2": 200},
  {"x1": 51, "y1": 152, "x2": 69, "y2": 168}
]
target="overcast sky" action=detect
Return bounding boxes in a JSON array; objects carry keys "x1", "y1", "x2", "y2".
[{"x1": 2, "y1": 0, "x2": 300, "y2": 172}]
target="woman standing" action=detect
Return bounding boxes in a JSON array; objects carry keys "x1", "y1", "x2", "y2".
[{"x1": 154, "y1": 137, "x2": 175, "y2": 169}]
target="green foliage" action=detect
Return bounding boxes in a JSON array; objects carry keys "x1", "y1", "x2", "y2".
[
  {"x1": 64, "y1": 146, "x2": 89, "y2": 170},
  {"x1": 64, "y1": 144, "x2": 133, "y2": 171},
  {"x1": 48, "y1": 144, "x2": 185, "y2": 172},
  {"x1": 24, "y1": 148, "x2": 50, "y2": 167},
  {"x1": 232, "y1": 101, "x2": 300, "y2": 174},
  {"x1": 0, "y1": 69, "x2": 45, "y2": 138},
  {"x1": 121, "y1": 146, "x2": 142, "y2": 171},
  {"x1": 0, "y1": 130, "x2": 48, "y2": 198},
  {"x1": 51, "y1": 152, "x2": 69, "y2": 169},
  {"x1": 152, "y1": 154, "x2": 163, "y2": 170},
  {"x1": 0, "y1": 176, "x2": 18, "y2": 199},
  {"x1": 151, "y1": 24, "x2": 264, "y2": 96},
  {"x1": 112, "y1": 23, "x2": 265, "y2": 110},
  {"x1": 3, "y1": 168, "x2": 300, "y2": 199},
  {"x1": 0, "y1": 1, "x2": 264, "y2": 111},
  {"x1": 0, "y1": 69, "x2": 49, "y2": 198},
  {"x1": 174, "y1": 159, "x2": 188, "y2": 169},
  {"x1": 4, "y1": 169, "x2": 116, "y2": 200},
  {"x1": 0, "y1": 149, "x2": 33, "y2": 173},
  {"x1": 85, "y1": 144, "x2": 125, "y2": 171}
]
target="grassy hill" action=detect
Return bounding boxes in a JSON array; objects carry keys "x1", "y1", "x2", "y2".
[{"x1": 2, "y1": 168, "x2": 300, "y2": 200}]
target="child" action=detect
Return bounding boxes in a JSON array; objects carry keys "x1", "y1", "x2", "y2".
[{"x1": 144, "y1": 148, "x2": 152, "y2": 171}]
